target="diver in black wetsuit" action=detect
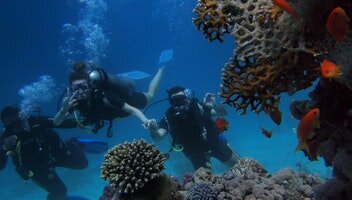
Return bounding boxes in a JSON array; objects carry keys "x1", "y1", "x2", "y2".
[
  {"x1": 0, "y1": 105, "x2": 90, "y2": 200},
  {"x1": 54, "y1": 62, "x2": 163, "y2": 136},
  {"x1": 147, "y1": 86, "x2": 240, "y2": 170}
]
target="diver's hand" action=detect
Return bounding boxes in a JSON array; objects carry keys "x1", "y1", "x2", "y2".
[
  {"x1": 147, "y1": 119, "x2": 158, "y2": 133},
  {"x1": 3, "y1": 135, "x2": 17, "y2": 151},
  {"x1": 203, "y1": 93, "x2": 216, "y2": 108},
  {"x1": 143, "y1": 119, "x2": 157, "y2": 130},
  {"x1": 61, "y1": 88, "x2": 79, "y2": 113}
]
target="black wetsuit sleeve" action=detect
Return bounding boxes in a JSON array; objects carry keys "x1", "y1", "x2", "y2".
[
  {"x1": 34, "y1": 116, "x2": 78, "y2": 129},
  {"x1": 159, "y1": 118, "x2": 168, "y2": 131},
  {"x1": 0, "y1": 135, "x2": 8, "y2": 171}
]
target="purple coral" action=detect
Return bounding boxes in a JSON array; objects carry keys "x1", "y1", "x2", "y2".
[{"x1": 187, "y1": 182, "x2": 217, "y2": 200}]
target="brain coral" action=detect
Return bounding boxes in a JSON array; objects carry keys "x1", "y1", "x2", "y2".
[{"x1": 100, "y1": 140, "x2": 166, "y2": 194}]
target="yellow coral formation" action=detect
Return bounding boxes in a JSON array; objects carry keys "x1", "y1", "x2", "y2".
[{"x1": 193, "y1": 0, "x2": 230, "y2": 42}]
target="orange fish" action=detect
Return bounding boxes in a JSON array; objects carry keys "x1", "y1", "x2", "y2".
[
  {"x1": 215, "y1": 117, "x2": 229, "y2": 132},
  {"x1": 272, "y1": 0, "x2": 298, "y2": 19},
  {"x1": 327, "y1": 7, "x2": 350, "y2": 44},
  {"x1": 295, "y1": 108, "x2": 320, "y2": 157},
  {"x1": 260, "y1": 127, "x2": 273, "y2": 138},
  {"x1": 264, "y1": 105, "x2": 282, "y2": 125},
  {"x1": 320, "y1": 59, "x2": 343, "y2": 80}
]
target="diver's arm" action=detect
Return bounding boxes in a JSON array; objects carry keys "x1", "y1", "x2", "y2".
[
  {"x1": 150, "y1": 128, "x2": 167, "y2": 141},
  {"x1": 202, "y1": 93, "x2": 228, "y2": 117},
  {"x1": 53, "y1": 110, "x2": 70, "y2": 126},
  {"x1": 148, "y1": 118, "x2": 168, "y2": 141},
  {"x1": 121, "y1": 103, "x2": 149, "y2": 125},
  {"x1": 54, "y1": 92, "x2": 78, "y2": 126}
]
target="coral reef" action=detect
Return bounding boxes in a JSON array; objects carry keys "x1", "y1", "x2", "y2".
[
  {"x1": 99, "y1": 185, "x2": 116, "y2": 200},
  {"x1": 193, "y1": 0, "x2": 230, "y2": 42},
  {"x1": 290, "y1": 78, "x2": 352, "y2": 198},
  {"x1": 193, "y1": 0, "x2": 352, "y2": 117},
  {"x1": 100, "y1": 140, "x2": 166, "y2": 194},
  {"x1": 100, "y1": 140, "x2": 182, "y2": 200},
  {"x1": 187, "y1": 182, "x2": 217, "y2": 200},
  {"x1": 100, "y1": 149, "x2": 323, "y2": 200},
  {"x1": 179, "y1": 158, "x2": 322, "y2": 200},
  {"x1": 220, "y1": 54, "x2": 319, "y2": 114}
]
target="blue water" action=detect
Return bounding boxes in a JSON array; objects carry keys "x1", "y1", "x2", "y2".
[{"x1": 0, "y1": 0, "x2": 331, "y2": 199}]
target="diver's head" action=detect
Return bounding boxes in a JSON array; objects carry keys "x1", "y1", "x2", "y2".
[
  {"x1": 167, "y1": 86, "x2": 193, "y2": 107},
  {"x1": 69, "y1": 62, "x2": 91, "y2": 101},
  {"x1": 1, "y1": 105, "x2": 21, "y2": 130}
]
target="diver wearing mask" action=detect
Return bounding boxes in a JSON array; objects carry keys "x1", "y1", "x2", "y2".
[
  {"x1": 54, "y1": 62, "x2": 161, "y2": 137},
  {"x1": 147, "y1": 86, "x2": 240, "y2": 170},
  {"x1": 0, "y1": 105, "x2": 100, "y2": 200}
]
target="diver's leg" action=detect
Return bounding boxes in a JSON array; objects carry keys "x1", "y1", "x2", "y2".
[
  {"x1": 31, "y1": 169, "x2": 67, "y2": 200},
  {"x1": 144, "y1": 68, "x2": 164, "y2": 103},
  {"x1": 185, "y1": 152, "x2": 210, "y2": 170},
  {"x1": 56, "y1": 139, "x2": 88, "y2": 169},
  {"x1": 212, "y1": 141, "x2": 240, "y2": 168}
]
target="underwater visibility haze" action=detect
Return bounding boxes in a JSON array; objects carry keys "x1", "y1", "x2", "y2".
[{"x1": 1, "y1": 0, "x2": 352, "y2": 199}]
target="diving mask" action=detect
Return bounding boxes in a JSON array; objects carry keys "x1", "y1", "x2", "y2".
[
  {"x1": 71, "y1": 82, "x2": 90, "y2": 101},
  {"x1": 169, "y1": 95, "x2": 188, "y2": 107}
]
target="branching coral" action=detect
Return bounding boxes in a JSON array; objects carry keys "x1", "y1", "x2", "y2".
[
  {"x1": 193, "y1": 0, "x2": 230, "y2": 42},
  {"x1": 220, "y1": 51, "x2": 319, "y2": 114},
  {"x1": 100, "y1": 140, "x2": 166, "y2": 194}
]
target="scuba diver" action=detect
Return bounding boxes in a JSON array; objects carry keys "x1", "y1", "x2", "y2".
[
  {"x1": 54, "y1": 62, "x2": 163, "y2": 137},
  {"x1": 0, "y1": 105, "x2": 108, "y2": 200},
  {"x1": 147, "y1": 86, "x2": 240, "y2": 170}
]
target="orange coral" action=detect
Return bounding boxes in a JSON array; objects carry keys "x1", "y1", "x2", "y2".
[
  {"x1": 193, "y1": 0, "x2": 230, "y2": 42},
  {"x1": 220, "y1": 50, "x2": 320, "y2": 114}
]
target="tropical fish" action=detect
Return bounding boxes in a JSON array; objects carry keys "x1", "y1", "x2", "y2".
[
  {"x1": 264, "y1": 105, "x2": 282, "y2": 125},
  {"x1": 215, "y1": 117, "x2": 229, "y2": 132},
  {"x1": 260, "y1": 127, "x2": 273, "y2": 138},
  {"x1": 327, "y1": 7, "x2": 350, "y2": 44},
  {"x1": 295, "y1": 108, "x2": 320, "y2": 157},
  {"x1": 320, "y1": 59, "x2": 343, "y2": 80},
  {"x1": 272, "y1": 0, "x2": 298, "y2": 19}
]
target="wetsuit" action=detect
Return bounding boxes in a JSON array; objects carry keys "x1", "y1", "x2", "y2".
[
  {"x1": 72, "y1": 69, "x2": 147, "y2": 133},
  {"x1": 0, "y1": 116, "x2": 88, "y2": 200},
  {"x1": 159, "y1": 98, "x2": 233, "y2": 169}
]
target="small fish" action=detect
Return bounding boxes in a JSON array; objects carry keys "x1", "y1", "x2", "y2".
[
  {"x1": 260, "y1": 127, "x2": 273, "y2": 138},
  {"x1": 272, "y1": 0, "x2": 298, "y2": 19},
  {"x1": 320, "y1": 59, "x2": 343, "y2": 80},
  {"x1": 295, "y1": 108, "x2": 320, "y2": 158},
  {"x1": 327, "y1": 7, "x2": 350, "y2": 44},
  {"x1": 264, "y1": 105, "x2": 282, "y2": 125},
  {"x1": 215, "y1": 117, "x2": 229, "y2": 132}
]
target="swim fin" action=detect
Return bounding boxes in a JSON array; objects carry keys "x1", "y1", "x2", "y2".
[
  {"x1": 76, "y1": 138, "x2": 109, "y2": 154},
  {"x1": 117, "y1": 70, "x2": 151, "y2": 80},
  {"x1": 67, "y1": 195, "x2": 90, "y2": 200},
  {"x1": 158, "y1": 49, "x2": 173, "y2": 65}
]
